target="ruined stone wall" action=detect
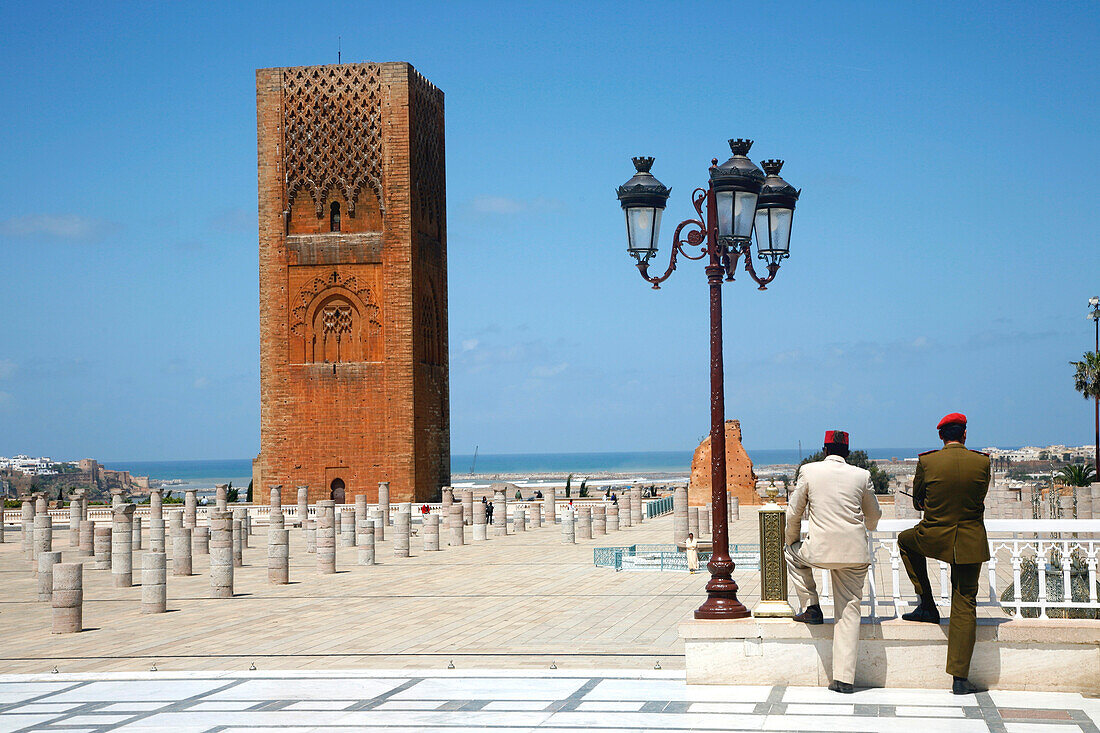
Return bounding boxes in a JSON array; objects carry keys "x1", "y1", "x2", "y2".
[{"x1": 688, "y1": 419, "x2": 758, "y2": 506}]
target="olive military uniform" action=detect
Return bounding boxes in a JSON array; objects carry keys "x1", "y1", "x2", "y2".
[{"x1": 897, "y1": 442, "x2": 990, "y2": 678}]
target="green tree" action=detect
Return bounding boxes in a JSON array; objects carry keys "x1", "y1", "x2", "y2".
[
  {"x1": 795, "y1": 450, "x2": 891, "y2": 495},
  {"x1": 247, "y1": 479, "x2": 254, "y2": 503},
  {"x1": 226, "y1": 480, "x2": 239, "y2": 503},
  {"x1": 578, "y1": 478, "x2": 589, "y2": 498},
  {"x1": 564, "y1": 473, "x2": 573, "y2": 498},
  {"x1": 1058, "y1": 463, "x2": 1096, "y2": 487}
]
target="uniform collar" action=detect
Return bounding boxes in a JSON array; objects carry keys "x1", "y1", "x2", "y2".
[
  {"x1": 943, "y1": 442, "x2": 967, "y2": 450},
  {"x1": 824, "y1": 455, "x2": 846, "y2": 463}
]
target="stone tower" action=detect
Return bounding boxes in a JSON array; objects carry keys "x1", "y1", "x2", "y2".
[{"x1": 253, "y1": 62, "x2": 449, "y2": 504}]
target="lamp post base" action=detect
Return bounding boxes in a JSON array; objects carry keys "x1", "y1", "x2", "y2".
[{"x1": 694, "y1": 578, "x2": 751, "y2": 619}]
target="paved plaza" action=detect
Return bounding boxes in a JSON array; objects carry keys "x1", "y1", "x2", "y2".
[
  {"x1": 1, "y1": 508, "x2": 1097, "y2": 731},
  {"x1": 1, "y1": 669, "x2": 1098, "y2": 732}
]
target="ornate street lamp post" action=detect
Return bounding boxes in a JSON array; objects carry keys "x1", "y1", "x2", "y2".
[
  {"x1": 1089, "y1": 296, "x2": 1099, "y2": 474},
  {"x1": 617, "y1": 139, "x2": 799, "y2": 619}
]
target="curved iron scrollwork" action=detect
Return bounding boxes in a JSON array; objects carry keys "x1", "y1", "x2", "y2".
[{"x1": 637, "y1": 189, "x2": 713, "y2": 289}]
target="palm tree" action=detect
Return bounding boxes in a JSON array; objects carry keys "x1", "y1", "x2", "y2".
[
  {"x1": 1070, "y1": 351, "x2": 1100, "y2": 400},
  {"x1": 1057, "y1": 463, "x2": 1096, "y2": 487}
]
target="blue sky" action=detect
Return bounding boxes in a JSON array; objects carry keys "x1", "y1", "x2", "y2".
[{"x1": 1, "y1": 1, "x2": 1098, "y2": 461}]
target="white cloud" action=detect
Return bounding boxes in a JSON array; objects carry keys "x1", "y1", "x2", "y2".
[
  {"x1": 461, "y1": 339, "x2": 479, "y2": 352},
  {"x1": 0, "y1": 214, "x2": 118, "y2": 242},
  {"x1": 193, "y1": 377, "x2": 209, "y2": 389},
  {"x1": 531, "y1": 362, "x2": 568, "y2": 378}
]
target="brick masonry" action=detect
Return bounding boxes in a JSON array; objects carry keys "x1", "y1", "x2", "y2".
[{"x1": 254, "y1": 62, "x2": 449, "y2": 504}]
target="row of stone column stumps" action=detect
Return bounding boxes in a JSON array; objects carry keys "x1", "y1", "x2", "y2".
[{"x1": 13, "y1": 479, "x2": 667, "y2": 635}]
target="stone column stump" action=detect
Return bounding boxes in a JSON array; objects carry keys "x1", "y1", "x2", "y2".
[
  {"x1": 305, "y1": 520, "x2": 318, "y2": 552},
  {"x1": 142, "y1": 551, "x2": 167, "y2": 614},
  {"x1": 371, "y1": 508, "x2": 385, "y2": 542},
  {"x1": 673, "y1": 486, "x2": 689, "y2": 545},
  {"x1": 493, "y1": 488, "x2": 508, "y2": 536},
  {"x1": 448, "y1": 504, "x2": 464, "y2": 546},
  {"x1": 297, "y1": 486, "x2": 309, "y2": 529},
  {"x1": 393, "y1": 507, "x2": 410, "y2": 558},
  {"x1": 529, "y1": 503, "x2": 542, "y2": 529},
  {"x1": 93, "y1": 526, "x2": 111, "y2": 570},
  {"x1": 562, "y1": 510, "x2": 575, "y2": 543},
  {"x1": 232, "y1": 518, "x2": 244, "y2": 568},
  {"x1": 184, "y1": 489, "x2": 197, "y2": 529},
  {"x1": 132, "y1": 516, "x2": 143, "y2": 550},
  {"x1": 193, "y1": 526, "x2": 210, "y2": 555},
  {"x1": 620, "y1": 494, "x2": 632, "y2": 528},
  {"x1": 514, "y1": 507, "x2": 527, "y2": 532},
  {"x1": 111, "y1": 504, "x2": 135, "y2": 587},
  {"x1": 730, "y1": 496, "x2": 740, "y2": 522},
  {"x1": 378, "y1": 482, "x2": 390, "y2": 526},
  {"x1": 577, "y1": 507, "x2": 592, "y2": 540},
  {"x1": 173, "y1": 527, "x2": 192, "y2": 577},
  {"x1": 69, "y1": 498, "x2": 81, "y2": 548},
  {"x1": 462, "y1": 490, "x2": 474, "y2": 526},
  {"x1": 688, "y1": 506, "x2": 700, "y2": 538},
  {"x1": 357, "y1": 519, "x2": 375, "y2": 565},
  {"x1": 33, "y1": 514, "x2": 53, "y2": 569},
  {"x1": 208, "y1": 509, "x2": 234, "y2": 598},
  {"x1": 341, "y1": 508, "x2": 356, "y2": 547},
  {"x1": 215, "y1": 484, "x2": 228, "y2": 512},
  {"x1": 38, "y1": 551, "x2": 61, "y2": 601},
  {"x1": 21, "y1": 496, "x2": 35, "y2": 561},
  {"x1": 51, "y1": 563, "x2": 82, "y2": 634},
  {"x1": 472, "y1": 502, "x2": 487, "y2": 541},
  {"x1": 268, "y1": 528, "x2": 289, "y2": 584},
  {"x1": 423, "y1": 514, "x2": 440, "y2": 551},
  {"x1": 607, "y1": 504, "x2": 619, "y2": 532},
  {"x1": 78, "y1": 520, "x2": 94, "y2": 557},
  {"x1": 316, "y1": 500, "x2": 336, "y2": 574},
  {"x1": 544, "y1": 489, "x2": 556, "y2": 526},
  {"x1": 591, "y1": 505, "x2": 605, "y2": 537}
]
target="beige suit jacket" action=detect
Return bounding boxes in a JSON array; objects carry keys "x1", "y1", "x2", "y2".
[{"x1": 785, "y1": 455, "x2": 882, "y2": 567}]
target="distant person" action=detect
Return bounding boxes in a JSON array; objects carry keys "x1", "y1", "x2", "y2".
[
  {"x1": 486, "y1": 500, "x2": 494, "y2": 525},
  {"x1": 685, "y1": 532, "x2": 699, "y2": 573},
  {"x1": 899, "y1": 413, "x2": 990, "y2": 696},
  {"x1": 785, "y1": 429, "x2": 881, "y2": 695},
  {"x1": 611, "y1": 492, "x2": 618, "y2": 505},
  {"x1": 420, "y1": 504, "x2": 430, "y2": 515},
  {"x1": 534, "y1": 489, "x2": 543, "y2": 499}
]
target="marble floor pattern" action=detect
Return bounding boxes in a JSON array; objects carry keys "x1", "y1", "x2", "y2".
[{"x1": 0, "y1": 669, "x2": 1097, "y2": 732}]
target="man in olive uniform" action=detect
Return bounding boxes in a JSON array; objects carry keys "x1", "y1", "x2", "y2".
[{"x1": 898, "y1": 413, "x2": 990, "y2": 695}]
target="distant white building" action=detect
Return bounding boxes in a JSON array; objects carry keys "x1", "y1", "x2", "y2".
[{"x1": 0, "y1": 454, "x2": 59, "y2": 476}]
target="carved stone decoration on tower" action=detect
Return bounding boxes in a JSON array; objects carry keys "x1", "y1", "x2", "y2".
[{"x1": 254, "y1": 62, "x2": 450, "y2": 504}]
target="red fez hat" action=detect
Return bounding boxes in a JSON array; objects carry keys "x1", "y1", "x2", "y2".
[
  {"x1": 937, "y1": 413, "x2": 967, "y2": 429},
  {"x1": 824, "y1": 430, "x2": 849, "y2": 446}
]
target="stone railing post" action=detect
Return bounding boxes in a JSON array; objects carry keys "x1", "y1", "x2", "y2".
[
  {"x1": 111, "y1": 504, "x2": 135, "y2": 587},
  {"x1": 753, "y1": 489, "x2": 794, "y2": 618},
  {"x1": 51, "y1": 563, "x2": 82, "y2": 633},
  {"x1": 142, "y1": 551, "x2": 167, "y2": 614},
  {"x1": 209, "y1": 509, "x2": 233, "y2": 598}
]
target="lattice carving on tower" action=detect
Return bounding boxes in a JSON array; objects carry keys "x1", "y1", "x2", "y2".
[
  {"x1": 418, "y1": 287, "x2": 442, "y2": 366},
  {"x1": 290, "y1": 270, "x2": 382, "y2": 364},
  {"x1": 283, "y1": 64, "x2": 385, "y2": 217},
  {"x1": 410, "y1": 70, "x2": 445, "y2": 234}
]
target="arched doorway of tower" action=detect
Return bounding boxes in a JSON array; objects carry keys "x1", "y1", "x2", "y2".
[{"x1": 330, "y1": 478, "x2": 346, "y2": 504}]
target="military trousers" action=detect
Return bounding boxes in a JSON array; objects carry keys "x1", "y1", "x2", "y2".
[
  {"x1": 784, "y1": 544, "x2": 867, "y2": 685},
  {"x1": 897, "y1": 528, "x2": 982, "y2": 678}
]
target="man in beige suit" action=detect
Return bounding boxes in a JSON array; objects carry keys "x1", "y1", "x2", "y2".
[{"x1": 785, "y1": 430, "x2": 882, "y2": 694}]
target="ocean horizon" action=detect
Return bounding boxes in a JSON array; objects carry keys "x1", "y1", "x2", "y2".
[{"x1": 103, "y1": 447, "x2": 940, "y2": 488}]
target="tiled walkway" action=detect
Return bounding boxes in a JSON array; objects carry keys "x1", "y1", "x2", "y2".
[{"x1": 0, "y1": 669, "x2": 1097, "y2": 732}]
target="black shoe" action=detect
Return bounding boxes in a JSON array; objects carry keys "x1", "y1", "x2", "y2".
[
  {"x1": 793, "y1": 604, "x2": 824, "y2": 625},
  {"x1": 828, "y1": 680, "x2": 854, "y2": 694},
  {"x1": 952, "y1": 677, "x2": 984, "y2": 695},
  {"x1": 901, "y1": 602, "x2": 940, "y2": 623}
]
